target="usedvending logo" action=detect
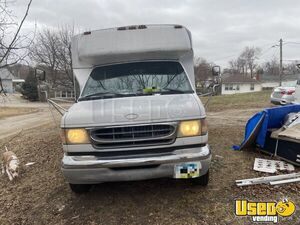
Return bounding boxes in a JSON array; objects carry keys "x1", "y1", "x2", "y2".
[{"x1": 235, "y1": 199, "x2": 296, "y2": 223}]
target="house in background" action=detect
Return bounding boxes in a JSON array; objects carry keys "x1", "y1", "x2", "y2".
[
  {"x1": 0, "y1": 68, "x2": 15, "y2": 94},
  {"x1": 222, "y1": 74, "x2": 262, "y2": 95}
]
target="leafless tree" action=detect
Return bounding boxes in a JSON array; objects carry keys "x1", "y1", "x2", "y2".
[
  {"x1": 29, "y1": 26, "x2": 74, "y2": 88},
  {"x1": 194, "y1": 57, "x2": 213, "y2": 82},
  {"x1": 263, "y1": 57, "x2": 279, "y2": 76},
  {"x1": 0, "y1": 0, "x2": 33, "y2": 69},
  {"x1": 228, "y1": 46, "x2": 261, "y2": 77},
  {"x1": 241, "y1": 46, "x2": 261, "y2": 78}
]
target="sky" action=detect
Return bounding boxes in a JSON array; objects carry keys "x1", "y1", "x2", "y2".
[{"x1": 11, "y1": 0, "x2": 300, "y2": 67}]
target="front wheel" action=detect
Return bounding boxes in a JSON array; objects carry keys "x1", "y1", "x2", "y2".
[
  {"x1": 69, "y1": 183, "x2": 92, "y2": 194},
  {"x1": 191, "y1": 170, "x2": 209, "y2": 186}
]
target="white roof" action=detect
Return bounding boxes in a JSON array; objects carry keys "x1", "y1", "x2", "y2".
[
  {"x1": 12, "y1": 79, "x2": 25, "y2": 83},
  {"x1": 72, "y1": 24, "x2": 192, "y2": 69}
]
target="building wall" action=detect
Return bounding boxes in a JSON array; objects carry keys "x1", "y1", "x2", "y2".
[
  {"x1": 222, "y1": 83, "x2": 262, "y2": 95},
  {"x1": 1, "y1": 79, "x2": 13, "y2": 93}
]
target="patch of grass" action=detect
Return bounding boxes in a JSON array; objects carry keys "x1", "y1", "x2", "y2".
[
  {"x1": 0, "y1": 107, "x2": 37, "y2": 119},
  {"x1": 200, "y1": 90, "x2": 273, "y2": 111}
]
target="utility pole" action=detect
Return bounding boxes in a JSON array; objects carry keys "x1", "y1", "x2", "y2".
[{"x1": 279, "y1": 38, "x2": 283, "y2": 86}]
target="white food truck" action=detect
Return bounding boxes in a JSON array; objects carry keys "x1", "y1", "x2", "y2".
[{"x1": 60, "y1": 24, "x2": 215, "y2": 193}]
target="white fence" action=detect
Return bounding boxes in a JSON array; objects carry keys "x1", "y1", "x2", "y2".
[{"x1": 54, "y1": 91, "x2": 74, "y2": 98}]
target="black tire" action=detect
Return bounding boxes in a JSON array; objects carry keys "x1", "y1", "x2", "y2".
[
  {"x1": 69, "y1": 183, "x2": 92, "y2": 194},
  {"x1": 191, "y1": 170, "x2": 209, "y2": 186}
]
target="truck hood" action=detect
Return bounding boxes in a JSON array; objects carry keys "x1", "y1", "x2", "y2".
[{"x1": 63, "y1": 94, "x2": 204, "y2": 127}]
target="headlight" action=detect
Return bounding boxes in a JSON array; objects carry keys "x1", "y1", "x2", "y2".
[
  {"x1": 61, "y1": 128, "x2": 90, "y2": 144},
  {"x1": 177, "y1": 119, "x2": 207, "y2": 137}
]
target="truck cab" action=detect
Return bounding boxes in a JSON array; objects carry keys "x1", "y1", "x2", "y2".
[{"x1": 60, "y1": 25, "x2": 212, "y2": 193}]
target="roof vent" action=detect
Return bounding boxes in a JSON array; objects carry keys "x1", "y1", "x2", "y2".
[
  {"x1": 117, "y1": 26, "x2": 127, "y2": 31},
  {"x1": 83, "y1": 31, "x2": 91, "y2": 35},
  {"x1": 117, "y1": 25, "x2": 147, "y2": 31},
  {"x1": 174, "y1": 25, "x2": 183, "y2": 29},
  {"x1": 128, "y1": 25, "x2": 137, "y2": 30},
  {"x1": 138, "y1": 25, "x2": 147, "y2": 29}
]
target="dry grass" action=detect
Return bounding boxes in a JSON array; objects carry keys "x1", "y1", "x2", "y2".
[
  {"x1": 200, "y1": 90, "x2": 273, "y2": 112},
  {"x1": 0, "y1": 107, "x2": 38, "y2": 119}
]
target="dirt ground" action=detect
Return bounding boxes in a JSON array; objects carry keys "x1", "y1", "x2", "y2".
[
  {"x1": 0, "y1": 107, "x2": 38, "y2": 119},
  {"x1": 0, "y1": 92, "x2": 299, "y2": 225}
]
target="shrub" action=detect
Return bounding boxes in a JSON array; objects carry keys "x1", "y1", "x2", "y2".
[{"x1": 21, "y1": 73, "x2": 38, "y2": 101}]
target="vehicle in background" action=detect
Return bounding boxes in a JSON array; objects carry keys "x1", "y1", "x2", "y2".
[
  {"x1": 294, "y1": 76, "x2": 300, "y2": 103},
  {"x1": 60, "y1": 24, "x2": 221, "y2": 193},
  {"x1": 270, "y1": 86, "x2": 295, "y2": 105}
]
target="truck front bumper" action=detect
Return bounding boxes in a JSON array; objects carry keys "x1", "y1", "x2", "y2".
[{"x1": 61, "y1": 145, "x2": 211, "y2": 184}]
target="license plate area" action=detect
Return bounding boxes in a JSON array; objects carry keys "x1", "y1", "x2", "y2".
[{"x1": 174, "y1": 161, "x2": 201, "y2": 179}]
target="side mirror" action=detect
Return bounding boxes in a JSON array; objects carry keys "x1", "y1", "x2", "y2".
[
  {"x1": 212, "y1": 65, "x2": 221, "y2": 76},
  {"x1": 296, "y1": 64, "x2": 300, "y2": 70},
  {"x1": 35, "y1": 68, "x2": 46, "y2": 81}
]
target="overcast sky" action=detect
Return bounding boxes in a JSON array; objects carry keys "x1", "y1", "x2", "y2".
[{"x1": 12, "y1": 0, "x2": 300, "y2": 67}]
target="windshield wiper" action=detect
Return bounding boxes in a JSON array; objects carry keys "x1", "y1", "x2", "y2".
[
  {"x1": 78, "y1": 92, "x2": 127, "y2": 101},
  {"x1": 161, "y1": 88, "x2": 193, "y2": 94}
]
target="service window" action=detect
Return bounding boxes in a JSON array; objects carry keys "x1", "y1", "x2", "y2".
[{"x1": 250, "y1": 84, "x2": 254, "y2": 91}]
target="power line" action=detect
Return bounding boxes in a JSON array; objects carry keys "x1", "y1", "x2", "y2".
[
  {"x1": 283, "y1": 41, "x2": 300, "y2": 45},
  {"x1": 259, "y1": 45, "x2": 276, "y2": 57},
  {"x1": 283, "y1": 59, "x2": 300, "y2": 61},
  {"x1": 212, "y1": 42, "x2": 278, "y2": 63}
]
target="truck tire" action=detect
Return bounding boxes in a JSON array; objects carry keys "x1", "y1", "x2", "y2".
[
  {"x1": 69, "y1": 184, "x2": 92, "y2": 194},
  {"x1": 191, "y1": 170, "x2": 209, "y2": 186}
]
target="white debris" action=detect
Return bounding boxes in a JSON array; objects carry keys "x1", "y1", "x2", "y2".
[
  {"x1": 58, "y1": 205, "x2": 65, "y2": 212},
  {"x1": 253, "y1": 158, "x2": 294, "y2": 174},
  {"x1": 236, "y1": 173, "x2": 300, "y2": 187},
  {"x1": 25, "y1": 162, "x2": 36, "y2": 166}
]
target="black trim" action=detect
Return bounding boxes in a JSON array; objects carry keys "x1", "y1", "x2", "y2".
[
  {"x1": 66, "y1": 143, "x2": 206, "y2": 157},
  {"x1": 110, "y1": 164, "x2": 160, "y2": 170}
]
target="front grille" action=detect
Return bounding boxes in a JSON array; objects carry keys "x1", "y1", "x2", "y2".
[{"x1": 90, "y1": 123, "x2": 177, "y2": 148}]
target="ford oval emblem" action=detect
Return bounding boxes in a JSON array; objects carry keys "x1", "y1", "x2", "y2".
[{"x1": 125, "y1": 113, "x2": 139, "y2": 120}]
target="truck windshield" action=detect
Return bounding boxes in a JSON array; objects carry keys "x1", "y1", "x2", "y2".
[{"x1": 79, "y1": 61, "x2": 194, "y2": 101}]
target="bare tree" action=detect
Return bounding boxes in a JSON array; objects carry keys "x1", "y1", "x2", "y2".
[
  {"x1": 228, "y1": 46, "x2": 261, "y2": 77},
  {"x1": 194, "y1": 57, "x2": 213, "y2": 82},
  {"x1": 30, "y1": 26, "x2": 74, "y2": 88},
  {"x1": 263, "y1": 57, "x2": 279, "y2": 76},
  {"x1": 0, "y1": 0, "x2": 33, "y2": 68},
  {"x1": 57, "y1": 26, "x2": 74, "y2": 85},
  {"x1": 240, "y1": 46, "x2": 261, "y2": 78}
]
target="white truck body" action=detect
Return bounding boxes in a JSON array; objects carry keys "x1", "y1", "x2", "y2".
[{"x1": 61, "y1": 25, "x2": 211, "y2": 191}]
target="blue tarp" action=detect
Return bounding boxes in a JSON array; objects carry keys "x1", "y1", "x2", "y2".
[{"x1": 233, "y1": 104, "x2": 300, "y2": 150}]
